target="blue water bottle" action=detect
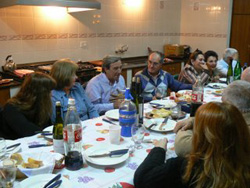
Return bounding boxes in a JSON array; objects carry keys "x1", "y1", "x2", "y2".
[{"x1": 119, "y1": 88, "x2": 137, "y2": 137}]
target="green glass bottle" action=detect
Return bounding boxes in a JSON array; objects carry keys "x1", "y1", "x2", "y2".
[
  {"x1": 53, "y1": 101, "x2": 64, "y2": 154},
  {"x1": 233, "y1": 60, "x2": 242, "y2": 80},
  {"x1": 136, "y1": 77, "x2": 144, "y2": 125},
  {"x1": 227, "y1": 58, "x2": 233, "y2": 84}
]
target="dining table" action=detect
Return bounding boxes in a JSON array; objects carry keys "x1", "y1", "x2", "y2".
[{"x1": 11, "y1": 84, "x2": 224, "y2": 188}]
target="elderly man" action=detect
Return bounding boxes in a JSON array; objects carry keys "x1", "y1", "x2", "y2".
[
  {"x1": 241, "y1": 67, "x2": 250, "y2": 82},
  {"x1": 135, "y1": 51, "x2": 192, "y2": 102},
  {"x1": 174, "y1": 80, "x2": 250, "y2": 157},
  {"x1": 86, "y1": 55, "x2": 126, "y2": 114},
  {"x1": 215, "y1": 48, "x2": 238, "y2": 77}
]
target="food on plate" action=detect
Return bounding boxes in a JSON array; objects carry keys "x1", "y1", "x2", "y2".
[
  {"x1": 146, "y1": 108, "x2": 172, "y2": 118},
  {"x1": 215, "y1": 90, "x2": 223, "y2": 94},
  {"x1": 175, "y1": 92, "x2": 192, "y2": 103},
  {"x1": 10, "y1": 153, "x2": 23, "y2": 165},
  {"x1": 10, "y1": 153, "x2": 44, "y2": 169}
]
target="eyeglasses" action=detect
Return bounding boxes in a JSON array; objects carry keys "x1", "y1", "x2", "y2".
[{"x1": 148, "y1": 60, "x2": 161, "y2": 67}]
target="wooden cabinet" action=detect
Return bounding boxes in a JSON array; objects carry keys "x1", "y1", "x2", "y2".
[{"x1": 162, "y1": 62, "x2": 182, "y2": 76}]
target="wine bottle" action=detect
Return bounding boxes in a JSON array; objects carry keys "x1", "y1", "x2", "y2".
[
  {"x1": 227, "y1": 58, "x2": 233, "y2": 84},
  {"x1": 136, "y1": 77, "x2": 144, "y2": 125},
  {"x1": 53, "y1": 101, "x2": 64, "y2": 154}
]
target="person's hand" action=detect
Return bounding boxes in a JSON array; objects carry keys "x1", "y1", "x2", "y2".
[
  {"x1": 173, "y1": 117, "x2": 194, "y2": 133},
  {"x1": 152, "y1": 96, "x2": 157, "y2": 100},
  {"x1": 113, "y1": 99, "x2": 124, "y2": 109},
  {"x1": 164, "y1": 58, "x2": 173, "y2": 63},
  {"x1": 153, "y1": 138, "x2": 168, "y2": 150}
]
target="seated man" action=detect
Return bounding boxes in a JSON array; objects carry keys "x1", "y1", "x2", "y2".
[
  {"x1": 135, "y1": 51, "x2": 192, "y2": 102},
  {"x1": 215, "y1": 48, "x2": 238, "y2": 77},
  {"x1": 241, "y1": 67, "x2": 250, "y2": 82},
  {"x1": 86, "y1": 55, "x2": 126, "y2": 114},
  {"x1": 174, "y1": 80, "x2": 250, "y2": 157}
]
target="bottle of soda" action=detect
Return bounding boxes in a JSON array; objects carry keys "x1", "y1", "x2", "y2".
[
  {"x1": 63, "y1": 98, "x2": 83, "y2": 171},
  {"x1": 136, "y1": 77, "x2": 144, "y2": 125},
  {"x1": 234, "y1": 60, "x2": 242, "y2": 80},
  {"x1": 190, "y1": 75, "x2": 203, "y2": 117},
  {"x1": 119, "y1": 88, "x2": 137, "y2": 137},
  {"x1": 53, "y1": 101, "x2": 64, "y2": 154},
  {"x1": 242, "y1": 62, "x2": 248, "y2": 70},
  {"x1": 227, "y1": 58, "x2": 233, "y2": 84}
]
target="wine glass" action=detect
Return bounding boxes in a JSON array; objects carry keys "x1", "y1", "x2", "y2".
[
  {"x1": 155, "y1": 87, "x2": 166, "y2": 100},
  {"x1": 170, "y1": 104, "x2": 181, "y2": 121},
  {"x1": 0, "y1": 159, "x2": 16, "y2": 188},
  {"x1": 131, "y1": 124, "x2": 146, "y2": 149}
]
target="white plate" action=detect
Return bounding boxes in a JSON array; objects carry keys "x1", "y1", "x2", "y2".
[
  {"x1": 19, "y1": 174, "x2": 72, "y2": 188},
  {"x1": 219, "y1": 78, "x2": 227, "y2": 82},
  {"x1": 149, "y1": 100, "x2": 177, "y2": 108},
  {"x1": 83, "y1": 144, "x2": 129, "y2": 166},
  {"x1": 144, "y1": 118, "x2": 176, "y2": 132},
  {"x1": 6, "y1": 140, "x2": 21, "y2": 154},
  {"x1": 17, "y1": 151, "x2": 62, "y2": 177},
  {"x1": 42, "y1": 126, "x2": 53, "y2": 140},
  {"x1": 207, "y1": 83, "x2": 227, "y2": 89},
  {"x1": 177, "y1": 90, "x2": 192, "y2": 95},
  {"x1": 105, "y1": 109, "x2": 119, "y2": 120}
]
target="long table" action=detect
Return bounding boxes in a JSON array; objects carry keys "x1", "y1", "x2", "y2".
[{"x1": 13, "y1": 87, "x2": 222, "y2": 188}]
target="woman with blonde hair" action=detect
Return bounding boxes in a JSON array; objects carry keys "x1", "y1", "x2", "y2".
[
  {"x1": 1, "y1": 72, "x2": 56, "y2": 139},
  {"x1": 134, "y1": 102, "x2": 250, "y2": 188},
  {"x1": 50, "y1": 58, "x2": 99, "y2": 123}
]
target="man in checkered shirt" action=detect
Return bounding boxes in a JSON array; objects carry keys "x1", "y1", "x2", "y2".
[{"x1": 135, "y1": 51, "x2": 192, "y2": 102}]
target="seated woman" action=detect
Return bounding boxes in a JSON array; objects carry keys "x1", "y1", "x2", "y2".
[
  {"x1": 50, "y1": 58, "x2": 99, "y2": 123},
  {"x1": 178, "y1": 49, "x2": 211, "y2": 85},
  {"x1": 204, "y1": 50, "x2": 220, "y2": 82},
  {"x1": 1, "y1": 73, "x2": 56, "y2": 139},
  {"x1": 134, "y1": 102, "x2": 250, "y2": 188}
]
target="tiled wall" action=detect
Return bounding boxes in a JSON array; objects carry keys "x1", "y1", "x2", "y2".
[{"x1": 0, "y1": 0, "x2": 231, "y2": 67}]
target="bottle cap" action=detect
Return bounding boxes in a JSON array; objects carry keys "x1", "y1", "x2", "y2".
[
  {"x1": 68, "y1": 98, "x2": 75, "y2": 105},
  {"x1": 124, "y1": 88, "x2": 133, "y2": 100},
  {"x1": 56, "y1": 101, "x2": 61, "y2": 106}
]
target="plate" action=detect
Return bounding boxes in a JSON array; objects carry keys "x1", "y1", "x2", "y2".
[
  {"x1": 149, "y1": 100, "x2": 177, "y2": 108},
  {"x1": 105, "y1": 109, "x2": 119, "y2": 121},
  {"x1": 0, "y1": 79, "x2": 13, "y2": 85},
  {"x1": 6, "y1": 140, "x2": 22, "y2": 154},
  {"x1": 42, "y1": 126, "x2": 53, "y2": 141},
  {"x1": 176, "y1": 90, "x2": 192, "y2": 103},
  {"x1": 19, "y1": 174, "x2": 72, "y2": 188},
  {"x1": 83, "y1": 144, "x2": 129, "y2": 166},
  {"x1": 177, "y1": 90, "x2": 192, "y2": 95},
  {"x1": 207, "y1": 83, "x2": 227, "y2": 89},
  {"x1": 219, "y1": 78, "x2": 227, "y2": 82},
  {"x1": 17, "y1": 151, "x2": 62, "y2": 177},
  {"x1": 212, "y1": 90, "x2": 223, "y2": 96},
  {"x1": 144, "y1": 118, "x2": 176, "y2": 132}
]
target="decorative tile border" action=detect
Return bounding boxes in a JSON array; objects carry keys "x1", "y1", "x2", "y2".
[{"x1": 0, "y1": 32, "x2": 227, "y2": 41}]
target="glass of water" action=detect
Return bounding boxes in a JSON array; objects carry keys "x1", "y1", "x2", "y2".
[
  {"x1": 155, "y1": 87, "x2": 166, "y2": 100},
  {"x1": 131, "y1": 124, "x2": 146, "y2": 149},
  {"x1": 0, "y1": 159, "x2": 16, "y2": 188},
  {"x1": 0, "y1": 138, "x2": 6, "y2": 159}
]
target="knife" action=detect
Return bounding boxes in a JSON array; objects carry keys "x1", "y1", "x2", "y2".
[
  {"x1": 28, "y1": 144, "x2": 52, "y2": 148},
  {"x1": 88, "y1": 149, "x2": 129, "y2": 158},
  {"x1": 6, "y1": 143, "x2": 21, "y2": 150},
  {"x1": 149, "y1": 102, "x2": 164, "y2": 108},
  {"x1": 102, "y1": 118, "x2": 117, "y2": 125},
  {"x1": 159, "y1": 116, "x2": 169, "y2": 130},
  {"x1": 43, "y1": 174, "x2": 61, "y2": 188}
]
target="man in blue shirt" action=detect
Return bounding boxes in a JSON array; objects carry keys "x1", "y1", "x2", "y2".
[
  {"x1": 135, "y1": 51, "x2": 192, "y2": 102},
  {"x1": 86, "y1": 56, "x2": 126, "y2": 114}
]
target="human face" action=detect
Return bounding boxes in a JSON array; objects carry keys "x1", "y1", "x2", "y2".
[
  {"x1": 147, "y1": 53, "x2": 162, "y2": 76},
  {"x1": 105, "y1": 60, "x2": 122, "y2": 84},
  {"x1": 192, "y1": 54, "x2": 205, "y2": 72},
  {"x1": 206, "y1": 56, "x2": 217, "y2": 70}
]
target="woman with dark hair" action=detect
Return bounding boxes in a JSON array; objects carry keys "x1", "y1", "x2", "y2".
[
  {"x1": 50, "y1": 58, "x2": 99, "y2": 123},
  {"x1": 178, "y1": 49, "x2": 211, "y2": 85},
  {"x1": 204, "y1": 50, "x2": 220, "y2": 82},
  {"x1": 1, "y1": 72, "x2": 56, "y2": 139},
  {"x1": 134, "y1": 102, "x2": 250, "y2": 188}
]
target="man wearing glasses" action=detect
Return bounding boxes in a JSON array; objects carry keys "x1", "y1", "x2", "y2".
[{"x1": 135, "y1": 51, "x2": 192, "y2": 102}]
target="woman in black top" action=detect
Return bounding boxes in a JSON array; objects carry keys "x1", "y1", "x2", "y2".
[
  {"x1": 134, "y1": 102, "x2": 250, "y2": 188},
  {"x1": 1, "y1": 72, "x2": 56, "y2": 139}
]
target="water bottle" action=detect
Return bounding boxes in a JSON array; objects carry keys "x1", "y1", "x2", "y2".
[
  {"x1": 119, "y1": 88, "x2": 137, "y2": 137},
  {"x1": 63, "y1": 98, "x2": 83, "y2": 171},
  {"x1": 190, "y1": 76, "x2": 203, "y2": 117},
  {"x1": 53, "y1": 101, "x2": 64, "y2": 154}
]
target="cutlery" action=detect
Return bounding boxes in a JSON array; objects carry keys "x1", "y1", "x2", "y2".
[
  {"x1": 102, "y1": 118, "x2": 117, "y2": 125},
  {"x1": 35, "y1": 131, "x2": 51, "y2": 134},
  {"x1": 28, "y1": 143, "x2": 52, "y2": 148},
  {"x1": 88, "y1": 149, "x2": 129, "y2": 158},
  {"x1": 6, "y1": 143, "x2": 21, "y2": 150},
  {"x1": 43, "y1": 174, "x2": 61, "y2": 188},
  {"x1": 142, "y1": 139, "x2": 153, "y2": 143},
  {"x1": 159, "y1": 116, "x2": 169, "y2": 130},
  {"x1": 147, "y1": 123, "x2": 156, "y2": 130},
  {"x1": 150, "y1": 102, "x2": 165, "y2": 108},
  {"x1": 47, "y1": 180, "x2": 62, "y2": 188},
  {"x1": 41, "y1": 132, "x2": 53, "y2": 136}
]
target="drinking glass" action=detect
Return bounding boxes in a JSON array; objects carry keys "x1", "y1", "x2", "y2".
[
  {"x1": 0, "y1": 138, "x2": 6, "y2": 159},
  {"x1": 155, "y1": 87, "x2": 166, "y2": 100},
  {"x1": 0, "y1": 159, "x2": 16, "y2": 188},
  {"x1": 170, "y1": 104, "x2": 181, "y2": 121},
  {"x1": 131, "y1": 124, "x2": 146, "y2": 149}
]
